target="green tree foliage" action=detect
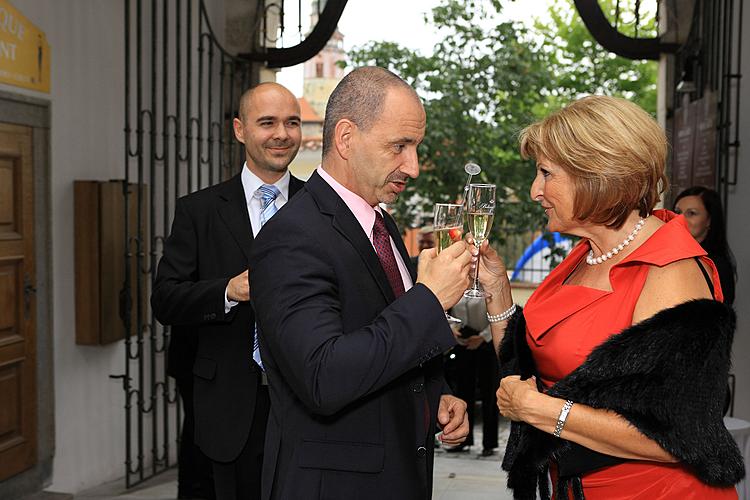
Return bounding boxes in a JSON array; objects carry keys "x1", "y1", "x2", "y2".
[
  {"x1": 538, "y1": 0, "x2": 658, "y2": 114},
  {"x1": 346, "y1": 0, "x2": 658, "y2": 238},
  {"x1": 347, "y1": 0, "x2": 549, "y2": 236}
]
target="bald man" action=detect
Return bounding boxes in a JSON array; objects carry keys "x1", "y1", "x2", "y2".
[
  {"x1": 251, "y1": 68, "x2": 470, "y2": 499},
  {"x1": 152, "y1": 82, "x2": 304, "y2": 500}
]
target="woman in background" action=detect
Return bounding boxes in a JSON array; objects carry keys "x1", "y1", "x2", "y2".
[
  {"x1": 674, "y1": 186, "x2": 736, "y2": 304},
  {"x1": 675, "y1": 186, "x2": 738, "y2": 416}
]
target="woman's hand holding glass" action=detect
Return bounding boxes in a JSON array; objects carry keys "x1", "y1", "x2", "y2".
[
  {"x1": 464, "y1": 184, "x2": 496, "y2": 298},
  {"x1": 464, "y1": 234, "x2": 515, "y2": 353},
  {"x1": 463, "y1": 236, "x2": 511, "y2": 299}
]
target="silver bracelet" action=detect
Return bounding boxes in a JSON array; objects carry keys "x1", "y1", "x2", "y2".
[
  {"x1": 553, "y1": 400, "x2": 574, "y2": 438},
  {"x1": 486, "y1": 303, "x2": 517, "y2": 323}
]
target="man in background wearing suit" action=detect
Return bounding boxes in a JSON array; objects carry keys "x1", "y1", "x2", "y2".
[
  {"x1": 152, "y1": 82, "x2": 304, "y2": 500},
  {"x1": 250, "y1": 67, "x2": 471, "y2": 500}
]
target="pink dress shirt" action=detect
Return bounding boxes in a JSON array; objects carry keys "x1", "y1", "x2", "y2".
[{"x1": 316, "y1": 166, "x2": 414, "y2": 293}]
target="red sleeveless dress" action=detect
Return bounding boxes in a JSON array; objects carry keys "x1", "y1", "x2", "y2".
[{"x1": 522, "y1": 210, "x2": 737, "y2": 499}]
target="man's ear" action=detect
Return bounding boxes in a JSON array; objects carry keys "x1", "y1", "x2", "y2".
[
  {"x1": 232, "y1": 117, "x2": 245, "y2": 144},
  {"x1": 334, "y1": 119, "x2": 355, "y2": 160}
]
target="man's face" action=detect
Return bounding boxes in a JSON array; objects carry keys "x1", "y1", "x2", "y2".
[
  {"x1": 233, "y1": 85, "x2": 301, "y2": 177},
  {"x1": 348, "y1": 87, "x2": 426, "y2": 205}
]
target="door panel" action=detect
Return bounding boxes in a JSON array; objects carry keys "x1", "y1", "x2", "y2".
[
  {"x1": 0, "y1": 161, "x2": 15, "y2": 233},
  {"x1": 0, "y1": 123, "x2": 37, "y2": 480},
  {"x1": 0, "y1": 262, "x2": 20, "y2": 336}
]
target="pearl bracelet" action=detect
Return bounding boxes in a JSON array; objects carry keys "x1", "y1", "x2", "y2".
[
  {"x1": 553, "y1": 400, "x2": 574, "y2": 438},
  {"x1": 486, "y1": 303, "x2": 517, "y2": 323}
]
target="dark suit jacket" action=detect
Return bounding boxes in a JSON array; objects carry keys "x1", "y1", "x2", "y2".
[
  {"x1": 152, "y1": 172, "x2": 304, "y2": 462},
  {"x1": 250, "y1": 171, "x2": 456, "y2": 500}
]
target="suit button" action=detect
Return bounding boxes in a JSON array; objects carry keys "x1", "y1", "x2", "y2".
[
  {"x1": 412, "y1": 383, "x2": 424, "y2": 393},
  {"x1": 416, "y1": 446, "x2": 427, "y2": 458}
]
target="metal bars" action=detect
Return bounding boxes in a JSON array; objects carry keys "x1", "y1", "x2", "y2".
[
  {"x1": 672, "y1": 0, "x2": 743, "y2": 222},
  {"x1": 121, "y1": 0, "x2": 257, "y2": 488}
]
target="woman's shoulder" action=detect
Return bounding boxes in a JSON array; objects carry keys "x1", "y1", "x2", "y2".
[{"x1": 633, "y1": 257, "x2": 714, "y2": 323}]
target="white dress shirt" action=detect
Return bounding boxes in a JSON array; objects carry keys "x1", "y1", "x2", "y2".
[
  {"x1": 225, "y1": 164, "x2": 291, "y2": 311},
  {"x1": 242, "y1": 165, "x2": 291, "y2": 236}
]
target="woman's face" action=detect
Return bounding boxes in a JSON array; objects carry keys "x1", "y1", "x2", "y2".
[
  {"x1": 530, "y1": 156, "x2": 577, "y2": 234},
  {"x1": 675, "y1": 195, "x2": 711, "y2": 243}
]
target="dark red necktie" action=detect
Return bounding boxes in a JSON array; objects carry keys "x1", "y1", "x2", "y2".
[
  {"x1": 374, "y1": 212, "x2": 428, "y2": 433},
  {"x1": 372, "y1": 212, "x2": 405, "y2": 298}
]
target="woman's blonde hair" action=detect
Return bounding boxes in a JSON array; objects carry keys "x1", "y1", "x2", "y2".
[{"x1": 519, "y1": 95, "x2": 668, "y2": 229}]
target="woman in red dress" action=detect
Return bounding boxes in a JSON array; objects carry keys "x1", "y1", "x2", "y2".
[{"x1": 475, "y1": 96, "x2": 742, "y2": 499}]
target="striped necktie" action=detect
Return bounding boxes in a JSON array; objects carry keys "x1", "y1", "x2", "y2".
[
  {"x1": 258, "y1": 184, "x2": 281, "y2": 227},
  {"x1": 253, "y1": 184, "x2": 281, "y2": 370}
]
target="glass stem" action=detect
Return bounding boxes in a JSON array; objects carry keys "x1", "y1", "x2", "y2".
[{"x1": 471, "y1": 241, "x2": 482, "y2": 290}]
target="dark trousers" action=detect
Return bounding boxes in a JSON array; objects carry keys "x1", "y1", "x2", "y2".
[
  {"x1": 451, "y1": 341, "x2": 499, "y2": 449},
  {"x1": 211, "y1": 383, "x2": 270, "y2": 500},
  {"x1": 176, "y1": 375, "x2": 216, "y2": 499}
]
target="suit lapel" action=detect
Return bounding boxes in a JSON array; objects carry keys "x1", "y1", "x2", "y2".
[
  {"x1": 289, "y1": 175, "x2": 305, "y2": 198},
  {"x1": 217, "y1": 174, "x2": 254, "y2": 261},
  {"x1": 306, "y1": 172, "x2": 396, "y2": 303},
  {"x1": 217, "y1": 172, "x2": 305, "y2": 261}
]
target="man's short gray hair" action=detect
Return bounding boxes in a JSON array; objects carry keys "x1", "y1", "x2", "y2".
[{"x1": 322, "y1": 67, "x2": 418, "y2": 158}]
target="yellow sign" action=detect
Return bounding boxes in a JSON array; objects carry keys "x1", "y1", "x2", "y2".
[{"x1": 0, "y1": 0, "x2": 50, "y2": 93}]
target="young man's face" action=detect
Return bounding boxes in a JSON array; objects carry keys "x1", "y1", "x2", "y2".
[{"x1": 233, "y1": 84, "x2": 302, "y2": 178}]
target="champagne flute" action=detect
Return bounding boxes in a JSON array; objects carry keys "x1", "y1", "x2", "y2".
[
  {"x1": 433, "y1": 203, "x2": 464, "y2": 324},
  {"x1": 464, "y1": 184, "x2": 496, "y2": 299}
]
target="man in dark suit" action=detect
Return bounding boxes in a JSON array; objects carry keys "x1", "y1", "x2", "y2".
[
  {"x1": 250, "y1": 67, "x2": 471, "y2": 500},
  {"x1": 152, "y1": 82, "x2": 304, "y2": 500}
]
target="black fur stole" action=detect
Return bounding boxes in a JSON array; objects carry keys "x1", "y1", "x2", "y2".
[{"x1": 499, "y1": 299, "x2": 744, "y2": 500}]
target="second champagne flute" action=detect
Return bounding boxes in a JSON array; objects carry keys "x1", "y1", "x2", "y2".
[
  {"x1": 433, "y1": 203, "x2": 464, "y2": 324},
  {"x1": 464, "y1": 183, "x2": 496, "y2": 299}
]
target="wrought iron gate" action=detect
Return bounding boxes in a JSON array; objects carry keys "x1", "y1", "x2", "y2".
[
  {"x1": 119, "y1": 0, "x2": 256, "y2": 487},
  {"x1": 117, "y1": 0, "x2": 347, "y2": 488}
]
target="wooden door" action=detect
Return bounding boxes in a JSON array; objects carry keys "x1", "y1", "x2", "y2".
[{"x1": 0, "y1": 123, "x2": 37, "y2": 480}]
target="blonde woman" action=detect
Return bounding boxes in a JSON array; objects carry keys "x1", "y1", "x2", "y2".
[{"x1": 475, "y1": 96, "x2": 742, "y2": 499}]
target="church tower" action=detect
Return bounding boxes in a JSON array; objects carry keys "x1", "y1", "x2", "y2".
[
  {"x1": 289, "y1": 0, "x2": 346, "y2": 181},
  {"x1": 302, "y1": 0, "x2": 345, "y2": 118}
]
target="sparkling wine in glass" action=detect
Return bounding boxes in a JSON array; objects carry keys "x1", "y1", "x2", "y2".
[
  {"x1": 433, "y1": 203, "x2": 464, "y2": 324},
  {"x1": 464, "y1": 184, "x2": 496, "y2": 299}
]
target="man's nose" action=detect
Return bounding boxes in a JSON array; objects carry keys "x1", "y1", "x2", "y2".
[
  {"x1": 402, "y1": 148, "x2": 420, "y2": 178},
  {"x1": 273, "y1": 122, "x2": 289, "y2": 140}
]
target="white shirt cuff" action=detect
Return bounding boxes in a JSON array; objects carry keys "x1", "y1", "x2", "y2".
[{"x1": 225, "y1": 287, "x2": 239, "y2": 314}]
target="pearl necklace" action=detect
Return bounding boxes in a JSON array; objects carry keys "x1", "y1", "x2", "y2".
[{"x1": 586, "y1": 217, "x2": 648, "y2": 266}]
